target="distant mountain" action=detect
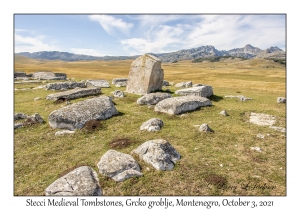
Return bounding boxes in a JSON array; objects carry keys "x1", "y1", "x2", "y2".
[{"x1": 15, "y1": 44, "x2": 285, "y2": 62}]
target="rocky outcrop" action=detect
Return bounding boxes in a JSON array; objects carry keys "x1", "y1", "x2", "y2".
[
  {"x1": 46, "y1": 81, "x2": 86, "y2": 90},
  {"x1": 126, "y1": 54, "x2": 164, "y2": 95},
  {"x1": 86, "y1": 80, "x2": 110, "y2": 88},
  {"x1": 131, "y1": 139, "x2": 180, "y2": 170},
  {"x1": 97, "y1": 150, "x2": 142, "y2": 182},
  {"x1": 32, "y1": 71, "x2": 66, "y2": 80},
  {"x1": 175, "y1": 81, "x2": 193, "y2": 88},
  {"x1": 48, "y1": 96, "x2": 118, "y2": 130},
  {"x1": 137, "y1": 92, "x2": 172, "y2": 105},
  {"x1": 154, "y1": 96, "x2": 212, "y2": 115},
  {"x1": 46, "y1": 87, "x2": 101, "y2": 101},
  {"x1": 45, "y1": 166, "x2": 102, "y2": 196},
  {"x1": 175, "y1": 86, "x2": 213, "y2": 97},
  {"x1": 140, "y1": 118, "x2": 164, "y2": 132}
]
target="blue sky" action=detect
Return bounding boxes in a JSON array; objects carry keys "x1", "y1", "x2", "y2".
[{"x1": 14, "y1": 14, "x2": 286, "y2": 56}]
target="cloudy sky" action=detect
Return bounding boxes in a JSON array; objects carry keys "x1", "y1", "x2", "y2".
[{"x1": 14, "y1": 14, "x2": 286, "y2": 56}]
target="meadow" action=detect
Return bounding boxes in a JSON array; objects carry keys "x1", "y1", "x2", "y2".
[{"x1": 14, "y1": 56, "x2": 286, "y2": 196}]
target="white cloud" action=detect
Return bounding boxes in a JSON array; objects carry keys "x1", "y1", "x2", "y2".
[
  {"x1": 15, "y1": 34, "x2": 60, "y2": 52},
  {"x1": 70, "y1": 48, "x2": 109, "y2": 56},
  {"x1": 89, "y1": 15, "x2": 133, "y2": 36}
]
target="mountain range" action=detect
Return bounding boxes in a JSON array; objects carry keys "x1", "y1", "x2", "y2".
[{"x1": 15, "y1": 44, "x2": 285, "y2": 62}]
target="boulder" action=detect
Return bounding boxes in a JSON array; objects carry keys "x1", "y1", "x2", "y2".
[
  {"x1": 46, "y1": 87, "x2": 101, "y2": 101},
  {"x1": 126, "y1": 54, "x2": 164, "y2": 94},
  {"x1": 97, "y1": 150, "x2": 142, "y2": 182},
  {"x1": 48, "y1": 96, "x2": 118, "y2": 130},
  {"x1": 112, "y1": 78, "x2": 128, "y2": 87},
  {"x1": 46, "y1": 81, "x2": 86, "y2": 90},
  {"x1": 277, "y1": 97, "x2": 286, "y2": 103},
  {"x1": 175, "y1": 81, "x2": 192, "y2": 88},
  {"x1": 140, "y1": 118, "x2": 164, "y2": 132},
  {"x1": 249, "y1": 112, "x2": 276, "y2": 126},
  {"x1": 112, "y1": 90, "x2": 125, "y2": 98},
  {"x1": 131, "y1": 139, "x2": 180, "y2": 170},
  {"x1": 137, "y1": 92, "x2": 172, "y2": 105},
  {"x1": 154, "y1": 96, "x2": 212, "y2": 115},
  {"x1": 45, "y1": 166, "x2": 102, "y2": 196},
  {"x1": 86, "y1": 80, "x2": 110, "y2": 88},
  {"x1": 32, "y1": 71, "x2": 66, "y2": 80},
  {"x1": 175, "y1": 86, "x2": 213, "y2": 97}
]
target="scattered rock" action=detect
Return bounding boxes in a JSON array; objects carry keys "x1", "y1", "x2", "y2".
[
  {"x1": 14, "y1": 113, "x2": 44, "y2": 129},
  {"x1": 249, "y1": 112, "x2": 276, "y2": 126},
  {"x1": 112, "y1": 78, "x2": 128, "y2": 87},
  {"x1": 46, "y1": 81, "x2": 86, "y2": 90},
  {"x1": 257, "y1": 134, "x2": 265, "y2": 139},
  {"x1": 14, "y1": 123, "x2": 23, "y2": 129},
  {"x1": 112, "y1": 90, "x2": 125, "y2": 98},
  {"x1": 225, "y1": 95, "x2": 252, "y2": 101},
  {"x1": 32, "y1": 71, "x2": 66, "y2": 80},
  {"x1": 137, "y1": 92, "x2": 172, "y2": 105},
  {"x1": 131, "y1": 139, "x2": 180, "y2": 170},
  {"x1": 55, "y1": 130, "x2": 75, "y2": 136},
  {"x1": 175, "y1": 86, "x2": 213, "y2": 97},
  {"x1": 250, "y1": 147, "x2": 262, "y2": 152},
  {"x1": 269, "y1": 126, "x2": 286, "y2": 132},
  {"x1": 86, "y1": 80, "x2": 110, "y2": 88},
  {"x1": 199, "y1": 123, "x2": 213, "y2": 133},
  {"x1": 162, "y1": 80, "x2": 169, "y2": 86},
  {"x1": 140, "y1": 118, "x2": 164, "y2": 132},
  {"x1": 219, "y1": 110, "x2": 229, "y2": 116},
  {"x1": 45, "y1": 166, "x2": 102, "y2": 196},
  {"x1": 175, "y1": 81, "x2": 193, "y2": 88},
  {"x1": 49, "y1": 96, "x2": 118, "y2": 130},
  {"x1": 126, "y1": 54, "x2": 164, "y2": 95},
  {"x1": 109, "y1": 138, "x2": 133, "y2": 149},
  {"x1": 154, "y1": 96, "x2": 212, "y2": 115},
  {"x1": 14, "y1": 71, "x2": 27, "y2": 77},
  {"x1": 34, "y1": 97, "x2": 41, "y2": 101},
  {"x1": 277, "y1": 97, "x2": 286, "y2": 103},
  {"x1": 97, "y1": 150, "x2": 142, "y2": 182},
  {"x1": 14, "y1": 113, "x2": 28, "y2": 121},
  {"x1": 46, "y1": 87, "x2": 101, "y2": 101}
]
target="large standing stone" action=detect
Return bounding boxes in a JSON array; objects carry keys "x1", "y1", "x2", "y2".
[
  {"x1": 131, "y1": 139, "x2": 181, "y2": 170},
  {"x1": 48, "y1": 96, "x2": 118, "y2": 130},
  {"x1": 46, "y1": 87, "x2": 101, "y2": 101},
  {"x1": 126, "y1": 54, "x2": 164, "y2": 95},
  {"x1": 137, "y1": 92, "x2": 172, "y2": 105},
  {"x1": 46, "y1": 81, "x2": 86, "y2": 90},
  {"x1": 140, "y1": 118, "x2": 164, "y2": 132},
  {"x1": 154, "y1": 96, "x2": 212, "y2": 115},
  {"x1": 45, "y1": 166, "x2": 102, "y2": 196},
  {"x1": 175, "y1": 86, "x2": 213, "y2": 97},
  {"x1": 32, "y1": 71, "x2": 66, "y2": 80},
  {"x1": 86, "y1": 80, "x2": 110, "y2": 88},
  {"x1": 249, "y1": 112, "x2": 276, "y2": 126},
  {"x1": 97, "y1": 150, "x2": 142, "y2": 182}
]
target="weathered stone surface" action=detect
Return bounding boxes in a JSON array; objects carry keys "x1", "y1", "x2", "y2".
[
  {"x1": 269, "y1": 126, "x2": 286, "y2": 132},
  {"x1": 140, "y1": 118, "x2": 164, "y2": 132},
  {"x1": 55, "y1": 130, "x2": 75, "y2": 136},
  {"x1": 46, "y1": 81, "x2": 86, "y2": 90},
  {"x1": 112, "y1": 90, "x2": 125, "y2": 98},
  {"x1": 46, "y1": 87, "x2": 101, "y2": 101},
  {"x1": 277, "y1": 97, "x2": 286, "y2": 103},
  {"x1": 199, "y1": 123, "x2": 213, "y2": 132},
  {"x1": 32, "y1": 71, "x2": 66, "y2": 80},
  {"x1": 45, "y1": 166, "x2": 102, "y2": 196},
  {"x1": 126, "y1": 54, "x2": 164, "y2": 94},
  {"x1": 162, "y1": 80, "x2": 169, "y2": 86},
  {"x1": 154, "y1": 96, "x2": 212, "y2": 115},
  {"x1": 131, "y1": 139, "x2": 180, "y2": 170},
  {"x1": 112, "y1": 78, "x2": 128, "y2": 87},
  {"x1": 14, "y1": 80, "x2": 41, "y2": 84},
  {"x1": 97, "y1": 150, "x2": 142, "y2": 182},
  {"x1": 175, "y1": 81, "x2": 192, "y2": 88},
  {"x1": 175, "y1": 86, "x2": 213, "y2": 97},
  {"x1": 137, "y1": 92, "x2": 172, "y2": 105},
  {"x1": 14, "y1": 113, "x2": 28, "y2": 121},
  {"x1": 219, "y1": 110, "x2": 229, "y2": 116},
  {"x1": 49, "y1": 96, "x2": 118, "y2": 130},
  {"x1": 249, "y1": 112, "x2": 276, "y2": 126},
  {"x1": 86, "y1": 80, "x2": 110, "y2": 88}
]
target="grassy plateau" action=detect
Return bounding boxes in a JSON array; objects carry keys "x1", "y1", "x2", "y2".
[{"x1": 14, "y1": 56, "x2": 286, "y2": 196}]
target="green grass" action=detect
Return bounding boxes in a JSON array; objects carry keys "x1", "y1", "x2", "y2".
[{"x1": 14, "y1": 57, "x2": 286, "y2": 196}]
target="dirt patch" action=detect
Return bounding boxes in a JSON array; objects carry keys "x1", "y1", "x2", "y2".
[
  {"x1": 82, "y1": 119, "x2": 103, "y2": 131},
  {"x1": 205, "y1": 174, "x2": 227, "y2": 187},
  {"x1": 22, "y1": 118, "x2": 38, "y2": 127},
  {"x1": 109, "y1": 138, "x2": 133, "y2": 149}
]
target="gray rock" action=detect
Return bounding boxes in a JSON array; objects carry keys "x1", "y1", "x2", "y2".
[
  {"x1": 219, "y1": 110, "x2": 229, "y2": 116},
  {"x1": 175, "y1": 81, "x2": 192, "y2": 88},
  {"x1": 46, "y1": 87, "x2": 101, "y2": 101},
  {"x1": 225, "y1": 95, "x2": 252, "y2": 101},
  {"x1": 86, "y1": 80, "x2": 110, "y2": 88},
  {"x1": 46, "y1": 81, "x2": 86, "y2": 90},
  {"x1": 249, "y1": 112, "x2": 276, "y2": 126},
  {"x1": 277, "y1": 97, "x2": 286, "y2": 103},
  {"x1": 112, "y1": 78, "x2": 128, "y2": 84},
  {"x1": 32, "y1": 71, "x2": 66, "y2": 80},
  {"x1": 269, "y1": 126, "x2": 286, "y2": 132},
  {"x1": 162, "y1": 80, "x2": 169, "y2": 86},
  {"x1": 175, "y1": 86, "x2": 213, "y2": 97},
  {"x1": 199, "y1": 123, "x2": 213, "y2": 132},
  {"x1": 250, "y1": 147, "x2": 262, "y2": 152},
  {"x1": 48, "y1": 96, "x2": 118, "y2": 130},
  {"x1": 137, "y1": 92, "x2": 172, "y2": 105},
  {"x1": 193, "y1": 84, "x2": 204, "y2": 87},
  {"x1": 14, "y1": 123, "x2": 23, "y2": 129},
  {"x1": 154, "y1": 96, "x2": 212, "y2": 115},
  {"x1": 112, "y1": 90, "x2": 125, "y2": 98},
  {"x1": 55, "y1": 130, "x2": 75, "y2": 136},
  {"x1": 97, "y1": 150, "x2": 142, "y2": 182},
  {"x1": 140, "y1": 118, "x2": 164, "y2": 132},
  {"x1": 45, "y1": 166, "x2": 102, "y2": 196},
  {"x1": 126, "y1": 54, "x2": 164, "y2": 95},
  {"x1": 34, "y1": 97, "x2": 41, "y2": 101},
  {"x1": 131, "y1": 139, "x2": 181, "y2": 170},
  {"x1": 14, "y1": 113, "x2": 28, "y2": 121},
  {"x1": 14, "y1": 71, "x2": 26, "y2": 77},
  {"x1": 115, "y1": 82, "x2": 127, "y2": 87}
]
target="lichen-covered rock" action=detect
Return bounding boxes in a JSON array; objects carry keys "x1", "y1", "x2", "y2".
[
  {"x1": 32, "y1": 71, "x2": 66, "y2": 80},
  {"x1": 126, "y1": 54, "x2": 164, "y2": 95},
  {"x1": 48, "y1": 96, "x2": 118, "y2": 130},
  {"x1": 249, "y1": 112, "x2": 276, "y2": 126},
  {"x1": 112, "y1": 90, "x2": 125, "y2": 98},
  {"x1": 86, "y1": 80, "x2": 110, "y2": 88},
  {"x1": 175, "y1": 81, "x2": 192, "y2": 88},
  {"x1": 137, "y1": 92, "x2": 172, "y2": 105},
  {"x1": 175, "y1": 86, "x2": 213, "y2": 97},
  {"x1": 140, "y1": 118, "x2": 164, "y2": 132},
  {"x1": 46, "y1": 87, "x2": 101, "y2": 101},
  {"x1": 46, "y1": 81, "x2": 86, "y2": 90},
  {"x1": 97, "y1": 150, "x2": 142, "y2": 182},
  {"x1": 277, "y1": 97, "x2": 286, "y2": 103},
  {"x1": 154, "y1": 96, "x2": 212, "y2": 115},
  {"x1": 45, "y1": 166, "x2": 102, "y2": 196},
  {"x1": 131, "y1": 139, "x2": 180, "y2": 170}
]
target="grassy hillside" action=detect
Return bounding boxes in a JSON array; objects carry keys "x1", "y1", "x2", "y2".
[{"x1": 14, "y1": 58, "x2": 286, "y2": 196}]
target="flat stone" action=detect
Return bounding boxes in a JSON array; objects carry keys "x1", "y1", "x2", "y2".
[
  {"x1": 46, "y1": 81, "x2": 86, "y2": 90},
  {"x1": 269, "y1": 126, "x2": 286, "y2": 132},
  {"x1": 175, "y1": 86, "x2": 213, "y2": 97},
  {"x1": 131, "y1": 139, "x2": 181, "y2": 171},
  {"x1": 55, "y1": 130, "x2": 75, "y2": 136},
  {"x1": 46, "y1": 87, "x2": 101, "y2": 101},
  {"x1": 97, "y1": 150, "x2": 142, "y2": 182},
  {"x1": 249, "y1": 112, "x2": 276, "y2": 126},
  {"x1": 48, "y1": 96, "x2": 118, "y2": 130},
  {"x1": 86, "y1": 80, "x2": 110, "y2": 88},
  {"x1": 219, "y1": 110, "x2": 229, "y2": 116},
  {"x1": 112, "y1": 90, "x2": 125, "y2": 98},
  {"x1": 140, "y1": 118, "x2": 164, "y2": 132},
  {"x1": 175, "y1": 81, "x2": 193, "y2": 88},
  {"x1": 250, "y1": 147, "x2": 262, "y2": 152},
  {"x1": 32, "y1": 71, "x2": 66, "y2": 80},
  {"x1": 45, "y1": 166, "x2": 102, "y2": 196},
  {"x1": 154, "y1": 96, "x2": 212, "y2": 115},
  {"x1": 137, "y1": 92, "x2": 172, "y2": 105},
  {"x1": 112, "y1": 78, "x2": 128, "y2": 87},
  {"x1": 225, "y1": 95, "x2": 252, "y2": 101}
]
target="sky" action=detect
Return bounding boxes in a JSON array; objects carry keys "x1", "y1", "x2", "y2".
[{"x1": 14, "y1": 14, "x2": 286, "y2": 56}]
